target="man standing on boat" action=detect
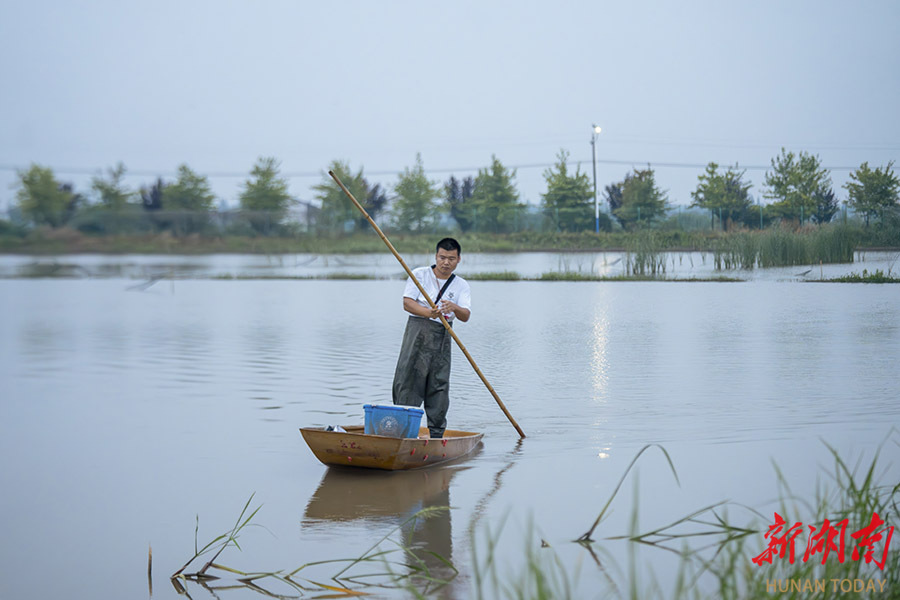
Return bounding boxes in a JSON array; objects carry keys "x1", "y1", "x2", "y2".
[{"x1": 392, "y1": 238, "x2": 471, "y2": 439}]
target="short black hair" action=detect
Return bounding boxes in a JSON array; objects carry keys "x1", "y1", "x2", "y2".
[{"x1": 436, "y1": 237, "x2": 461, "y2": 255}]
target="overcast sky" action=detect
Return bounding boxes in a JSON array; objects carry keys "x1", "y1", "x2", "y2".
[{"x1": 2, "y1": 0, "x2": 898, "y2": 213}]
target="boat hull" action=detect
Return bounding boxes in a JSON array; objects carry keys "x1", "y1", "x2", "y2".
[{"x1": 300, "y1": 426, "x2": 483, "y2": 470}]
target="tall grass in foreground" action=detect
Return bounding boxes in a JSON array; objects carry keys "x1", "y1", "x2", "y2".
[
  {"x1": 472, "y1": 514, "x2": 577, "y2": 600},
  {"x1": 694, "y1": 441, "x2": 900, "y2": 600},
  {"x1": 165, "y1": 437, "x2": 897, "y2": 599},
  {"x1": 469, "y1": 438, "x2": 898, "y2": 599},
  {"x1": 169, "y1": 502, "x2": 456, "y2": 598}
]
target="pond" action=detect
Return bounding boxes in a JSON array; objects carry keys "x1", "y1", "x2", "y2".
[{"x1": 0, "y1": 266, "x2": 898, "y2": 598}]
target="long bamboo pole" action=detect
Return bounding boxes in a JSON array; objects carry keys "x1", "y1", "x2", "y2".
[{"x1": 329, "y1": 170, "x2": 525, "y2": 438}]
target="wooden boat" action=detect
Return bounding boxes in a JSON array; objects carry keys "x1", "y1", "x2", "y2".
[{"x1": 300, "y1": 425, "x2": 483, "y2": 471}]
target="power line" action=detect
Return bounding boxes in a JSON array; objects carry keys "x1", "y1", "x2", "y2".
[
  {"x1": 0, "y1": 157, "x2": 865, "y2": 181},
  {"x1": 419, "y1": 159, "x2": 859, "y2": 174}
]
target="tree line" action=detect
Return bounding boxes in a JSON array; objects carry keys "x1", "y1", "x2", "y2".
[{"x1": 7, "y1": 150, "x2": 900, "y2": 235}]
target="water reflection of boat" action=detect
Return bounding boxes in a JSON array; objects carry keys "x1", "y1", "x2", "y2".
[
  {"x1": 303, "y1": 463, "x2": 467, "y2": 521},
  {"x1": 304, "y1": 459, "x2": 471, "y2": 597},
  {"x1": 300, "y1": 426, "x2": 483, "y2": 470}
]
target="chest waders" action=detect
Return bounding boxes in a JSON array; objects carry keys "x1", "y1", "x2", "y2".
[
  {"x1": 392, "y1": 271, "x2": 456, "y2": 439},
  {"x1": 392, "y1": 317, "x2": 453, "y2": 438}
]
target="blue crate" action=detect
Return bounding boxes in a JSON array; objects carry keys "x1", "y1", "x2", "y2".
[{"x1": 363, "y1": 404, "x2": 424, "y2": 438}]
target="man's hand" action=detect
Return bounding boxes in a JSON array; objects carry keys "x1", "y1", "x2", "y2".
[
  {"x1": 404, "y1": 297, "x2": 469, "y2": 322},
  {"x1": 439, "y1": 300, "x2": 470, "y2": 322},
  {"x1": 404, "y1": 297, "x2": 443, "y2": 319}
]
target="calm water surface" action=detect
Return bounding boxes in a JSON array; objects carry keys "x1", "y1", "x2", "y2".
[
  {"x1": 0, "y1": 270, "x2": 898, "y2": 599},
  {"x1": 1, "y1": 249, "x2": 898, "y2": 281}
]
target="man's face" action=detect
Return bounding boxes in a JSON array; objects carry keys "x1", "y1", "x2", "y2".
[{"x1": 434, "y1": 248, "x2": 460, "y2": 278}]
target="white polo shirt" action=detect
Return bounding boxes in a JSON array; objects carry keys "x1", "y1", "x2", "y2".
[{"x1": 403, "y1": 266, "x2": 472, "y2": 323}]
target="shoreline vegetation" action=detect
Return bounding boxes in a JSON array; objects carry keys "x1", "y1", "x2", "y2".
[
  {"x1": 0, "y1": 271, "x2": 749, "y2": 282},
  {"x1": 8, "y1": 270, "x2": 899, "y2": 284},
  {"x1": 1, "y1": 224, "x2": 899, "y2": 257},
  {"x1": 2, "y1": 225, "x2": 898, "y2": 282},
  {"x1": 815, "y1": 269, "x2": 900, "y2": 283},
  {"x1": 211, "y1": 273, "x2": 750, "y2": 283}
]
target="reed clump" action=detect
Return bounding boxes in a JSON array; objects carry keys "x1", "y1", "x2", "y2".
[
  {"x1": 712, "y1": 233, "x2": 758, "y2": 270},
  {"x1": 808, "y1": 224, "x2": 856, "y2": 264},
  {"x1": 625, "y1": 232, "x2": 668, "y2": 276},
  {"x1": 710, "y1": 224, "x2": 859, "y2": 270}
]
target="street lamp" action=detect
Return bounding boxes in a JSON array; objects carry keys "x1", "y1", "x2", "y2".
[{"x1": 591, "y1": 124, "x2": 602, "y2": 233}]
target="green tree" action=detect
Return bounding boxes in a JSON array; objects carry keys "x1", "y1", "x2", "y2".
[
  {"x1": 612, "y1": 167, "x2": 668, "y2": 230},
  {"x1": 71, "y1": 163, "x2": 140, "y2": 233},
  {"x1": 541, "y1": 149, "x2": 593, "y2": 232},
  {"x1": 764, "y1": 148, "x2": 831, "y2": 224},
  {"x1": 445, "y1": 175, "x2": 476, "y2": 232},
  {"x1": 164, "y1": 164, "x2": 215, "y2": 212},
  {"x1": 362, "y1": 183, "x2": 389, "y2": 230},
  {"x1": 161, "y1": 164, "x2": 215, "y2": 234},
  {"x1": 240, "y1": 157, "x2": 292, "y2": 233},
  {"x1": 140, "y1": 178, "x2": 166, "y2": 211},
  {"x1": 91, "y1": 162, "x2": 134, "y2": 210},
  {"x1": 690, "y1": 162, "x2": 753, "y2": 231},
  {"x1": 392, "y1": 153, "x2": 441, "y2": 232},
  {"x1": 314, "y1": 160, "x2": 368, "y2": 232},
  {"x1": 844, "y1": 161, "x2": 900, "y2": 227},
  {"x1": 469, "y1": 155, "x2": 522, "y2": 233},
  {"x1": 604, "y1": 182, "x2": 623, "y2": 217},
  {"x1": 811, "y1": 188, "x2": 840, "y2": 225},
  {"x1": 15, "y1": 164, "x2": 80, "y2": 227}
]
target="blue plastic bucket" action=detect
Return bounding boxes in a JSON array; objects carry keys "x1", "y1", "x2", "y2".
[{"x1": 363, "y1": 404, "x2": 424, "y2": 438}]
